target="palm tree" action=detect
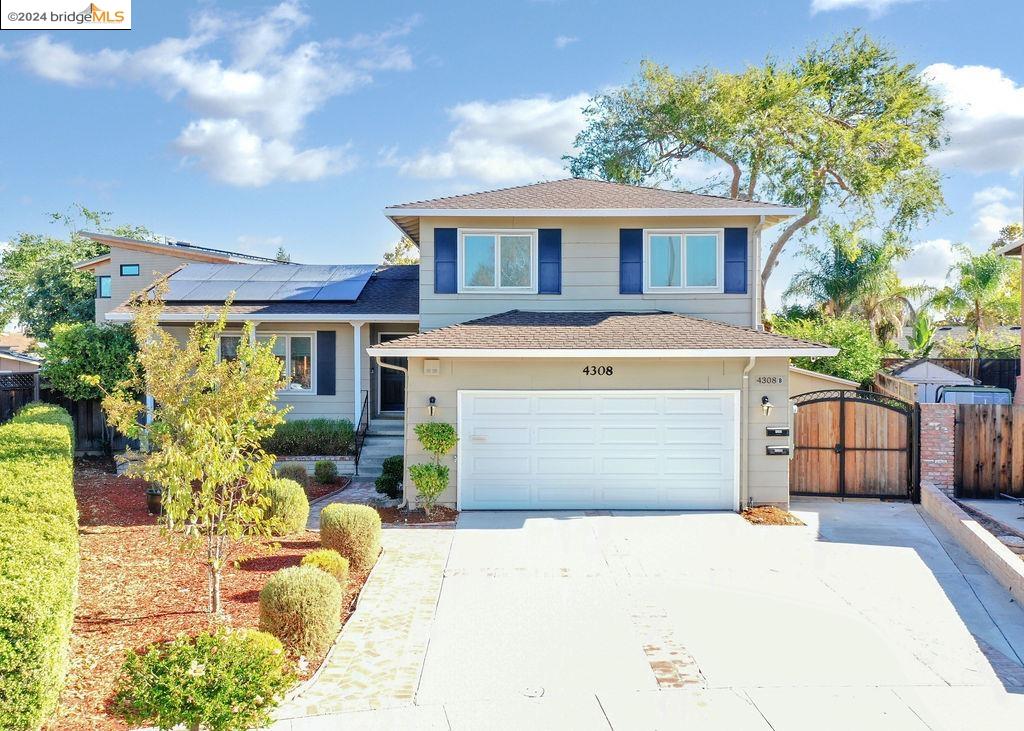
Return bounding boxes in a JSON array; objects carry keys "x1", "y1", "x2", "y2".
[
  {"x1": 856, "y1": 272, "x2": 930, "y2": 344},
  {"x1": 905, "y1": 310, "x2": 936, "y2": 357},
  {"x1": 933, "y1": 245, "x2": 1018, "y2": 346}
]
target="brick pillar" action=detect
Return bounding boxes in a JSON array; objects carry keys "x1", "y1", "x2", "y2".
[{"x1": 919, "y1": 403, "x2": 957, "y2": 496}]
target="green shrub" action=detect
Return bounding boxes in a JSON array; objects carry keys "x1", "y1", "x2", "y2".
[
  {"x1": 275, "y1": 463, "x2": 308, "y2": 487},
  {"x1": 408, "y1": 464, "x2": 449, "y2": 516},
  {"x1": 771, "y1": 316, "x2": 884, "y2": 387},
  {"x1": 258, "y1": 566, "x2": 342, "y2": 656},
  {"x1": 262, "y1": 479, "x2": 310, "y2": 536},
  {"x1": 264, "y1": 419, "x2": 355, "y2": 456},
  {"x1": 113, "y1": 627, "x2": 295, "y2": 731},
  {"x1": 301, "y1": 548, "x2": 349, "y2": 586},
  {"x1": 413, "y1": 422, "x2": 457, "y2": 456},
  {"x1": 319, "y1": 504, "x2": 381, "y2": 571},
  {"x1": 314, "y1": 460, "x2": 338, "y2": 484},
  {"x1": 374, "y1": 454, "x2": 403, "y2": 499},
  {"x1": 0, "y1": 403, "x2": 78, "y2": 731}
]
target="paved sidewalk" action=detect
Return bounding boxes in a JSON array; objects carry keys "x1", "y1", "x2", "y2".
[{"x1": 271, "y1": 528, "x2": 453, "y2": 722}]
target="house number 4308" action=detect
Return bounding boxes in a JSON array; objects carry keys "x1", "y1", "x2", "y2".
[{"x1": 582, "y1": 365, "x2": 614, "y2": 376}]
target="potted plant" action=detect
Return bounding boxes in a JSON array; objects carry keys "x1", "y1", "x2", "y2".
[{"x1": 145, "y1": 485, "x2": 162, "y2": 515}]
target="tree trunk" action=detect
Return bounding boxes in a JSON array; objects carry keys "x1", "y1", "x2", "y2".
[
  {"x1": 209, "y1": 566, "x2": 222, "y2": 615},
  {"x1": 760, "y1": 205, "x2": 820, "y2": 317}
]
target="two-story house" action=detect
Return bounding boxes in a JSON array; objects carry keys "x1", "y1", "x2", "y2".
[{"x1": 83, "y1": 178, "x2": 835, "y2": 512}]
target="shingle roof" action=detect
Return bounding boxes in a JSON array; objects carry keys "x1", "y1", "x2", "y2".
[
  {"x1": 373, "y1": 310, "x2": 832, "y2": 352},
  {"x1": 386, "y1": 178, "x2": 792, "y2": 211},
  {"x1": 109, "y1": 265, "x2": 419, "y2": 317}
]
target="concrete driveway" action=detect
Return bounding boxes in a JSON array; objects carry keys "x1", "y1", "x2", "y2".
[
  {"x1": 277, "y1": 500, "x2": 1024, "y2": 730},
  {"x1": 420, "y1": 500, "x2": 1024, "y2": 730}
]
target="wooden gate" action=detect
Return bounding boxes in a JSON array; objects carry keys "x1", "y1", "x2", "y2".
[{"x1": 790, "y1": 390, "x2": 917, "y2": 499}]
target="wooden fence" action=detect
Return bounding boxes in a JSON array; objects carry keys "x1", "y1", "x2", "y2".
[
  {"x1": 39, "y1": 389, "x2": 131, "y2": 454},
  {"x1": 954, "y1": 404, "x2": 1024, "y2": 498},
  {"x1": 873, "y1": 371, "x2": 917, "y2": 403},
  {"x1": 0, "y1": 372, "x2": 39, "y2": 423}
]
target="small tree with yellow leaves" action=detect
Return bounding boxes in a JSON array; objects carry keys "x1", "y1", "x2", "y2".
[{"x1": 91, "y1": 293, "x2": 288, "y2": 616}]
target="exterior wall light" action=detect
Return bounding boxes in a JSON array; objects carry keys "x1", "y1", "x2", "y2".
[
  {"x1": 428, "y1": 396, "x2": 437, "y2": 417},
  {"x1": 761, "y1": 396, "x2": 774, "y2": 417}
]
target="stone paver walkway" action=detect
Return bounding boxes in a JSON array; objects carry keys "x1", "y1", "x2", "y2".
[
  {"x1": 307, "y1": 479, "x2": 399, "y2": 530},
  {"x1": 272, "y1": 528, "x2": 453, "y2": 721}
]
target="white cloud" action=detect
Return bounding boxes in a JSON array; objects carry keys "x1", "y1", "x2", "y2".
[
  {"x1": 810, "y1": 0, "x2": 921, "y2": 15},
  {"x1": 554, "y1": 35, "x2": 578, "y2": 50},
  {"x1": 897, "y1": 238, "x2": 957, "y2": 288},
  {"x1": 5, "y1": 1, "x2": 416, "y2": 186},
  {"x1": 394, "y1": 94, "x2": 589, "y2": 185},
  {"x1": 176, "y1": 119, "x2": 354, "y2": 187},
  {"x1": 923, "y1": 63, "x2": 1024, "y2": 174},
  {"x1": 968, "y1": 185, "x2": 1021, "y2": 244}
]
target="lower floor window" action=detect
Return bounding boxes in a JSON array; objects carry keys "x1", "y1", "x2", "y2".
[{"x1": 219, "y1": 333, "x2": 314, "y2": 392}]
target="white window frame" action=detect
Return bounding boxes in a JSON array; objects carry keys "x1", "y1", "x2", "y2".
[
  {"x1": 457, "y1": 228, "x2": 538, "y2": 294},
  {"x1": 218, "y1": 332, "x2": 317, "y2": 396},
  {"x1": 643, "y1": 228, "x2": 725, "y2": 294}
]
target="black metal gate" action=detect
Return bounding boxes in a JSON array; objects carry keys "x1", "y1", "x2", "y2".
[{"x1": 790, "y1": 390, "x2": 918, "y2": 500}]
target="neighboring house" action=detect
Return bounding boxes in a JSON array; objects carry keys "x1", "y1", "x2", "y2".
[
  {"x1": 74, "y1": 232, "x2": 285, "y2": 323},
  {"x1": 884, "y1": 359, "x2": 976, "y2": 403},
  {"x1": 86, "y1": 178, "x2": 835, "y2": 511},
  {"x1": 788, "y1": 366, "x2": 857, "y2": 397},
  {"x1": 0, "y1": 332, "x2": 40, "y2": 374}
]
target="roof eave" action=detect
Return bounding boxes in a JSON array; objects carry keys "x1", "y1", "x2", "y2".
[
  {"x1": 366, "y1": 346, "x2": 838, "y2": 358},
  {"x1": 384, "y1": 206, "x2": 800, "y2": 219},
  {"x1": 73, "y1": 253, "x2": 112, "y2": 270},
  {"x1": 105, "y1": 311, "x2": 420, "y2": 323},
  {"x1": 997, "y1": 237, "x2": 1023, "y2": 257}
]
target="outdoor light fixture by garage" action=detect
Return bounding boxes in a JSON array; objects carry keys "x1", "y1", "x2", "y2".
[
  {"x1": 428, "y1": 396, "x2": 437, "y2": 417},
  {"x1": 761, "y1": 396, "x2": 774, "y2": 417}
]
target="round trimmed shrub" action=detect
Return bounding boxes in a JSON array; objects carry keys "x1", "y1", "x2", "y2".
[
  {"x1": 263, "y1": 478, "x2": 310, "y2": 536},
  {"x1": 275, "y1": 463, "x2": 308, "y2": 488},
  {"x1": 375, "y1": 455, "x2": 403, "y2": 499},
  {"x1": 319, "y1": 503, "x2": 381, "y2": 571},
  {"x1": 314, "y1": 460, "x2": 338, "y2": 484},
  {"x1": 258, "y1": 566, "x2": 342, "y2": 657},
  {"x1": 301, "y1": 548, "x2": 349, "y2": 587},
  {"x1": 112, "y1": 627, "x2": 295, "y2": 731}
]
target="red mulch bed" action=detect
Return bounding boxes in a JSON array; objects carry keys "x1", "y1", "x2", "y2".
[
  {"x1": 304, "y1": 475, "x2": 351, "y2": 502},
  {"x1": 378, "y1": 505, "x2": 459, "y2": 525},
  {"x1": 48, "y1": 459, "x2": 370, "y2": 731}
]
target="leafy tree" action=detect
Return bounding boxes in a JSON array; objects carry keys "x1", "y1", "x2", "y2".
[
  {"x1": 42, "y1": 322, "x2": 138, "y2": 401},
  {"x1": 991, "y1": 223, "x2": 1023, "y2": 251},
  {"x1": 383, "y1": 238, "x2": 419, "y2": 265},
  {"x1": 933, "y1": 245, "x2": 1018, "y2": 344},
  {"x1": 772, "y1": 316, "x2": 884, "y2": 386},
  {"x1": 934, "y1": 330, "x2": 1020, "y2": 359},
  {"x1": 906, "y1": 311, "x2": 936, "y2": 357},
  {"x1": 0, "y1": 205, "x2": 153, "y2": 339},
  {"x1": 92, "y1": 294, "x2": 287, "y2": 615},
  {"x1": 567, "y1": 31, "x2": 946, "y2": 296},
  {"x1": 274, "y1": 246, "x2": 291, "y2": 263}
]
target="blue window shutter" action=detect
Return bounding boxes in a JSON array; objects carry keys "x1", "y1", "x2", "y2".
[
  {"x1": 723, "y1": 228, "x2": 748, "y2": 294},
  {"x1": 538, "y1": 228, "x2": 562, "y2": 294},
  {"x1": 434, "y1": 228, "x2": 457, "y2": 294},
  {"x1": 316, "y1": 331, "x2": 336, "y2": 396},
  {"x1": 619, "y1": 229, "x2": 643, "y2": 294}
]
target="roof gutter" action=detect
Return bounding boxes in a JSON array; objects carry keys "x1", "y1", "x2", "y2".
[
  {"x1": 383, "y1": 206, "x2": 803, "y2": 219},
  {"x1": 105, "y1": 312, "x2": 420, "y2": 324},
  {"x1": 365, "y1": 346, "x2": 838, "y2": 358}
]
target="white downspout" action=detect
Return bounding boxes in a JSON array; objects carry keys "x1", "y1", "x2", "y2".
[
  {"x1": 375, "y1": 356, "x2": 410, "y2": 509},
  {"x1": 741, "y1": 356, "x2": 757, "y2": 509},
  {"x1": 753, "y1": 216, "x2": 766, "y2": 330}
]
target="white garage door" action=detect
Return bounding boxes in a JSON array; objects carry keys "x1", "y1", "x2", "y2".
[{"x1": 458, "y1": 390, "x2": 739, "y2": 511}]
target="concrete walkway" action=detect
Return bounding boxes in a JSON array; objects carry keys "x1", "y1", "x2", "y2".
[{"x1": 270, "y1": 499, "x2": 1024, "y2": 730}]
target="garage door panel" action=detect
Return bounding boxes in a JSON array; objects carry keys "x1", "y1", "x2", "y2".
[{"x1": 459, "y1": 390, "x2": 738, "y2": 511}]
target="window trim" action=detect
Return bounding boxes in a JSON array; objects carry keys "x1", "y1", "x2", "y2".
[
  {"x1": 218, "y1": 332, "x2": 317, "y2": 396},
  {"x1": 643, "y1": 228, "x2": 725, "y2": 294},
  {"x1": 96, "y1": 275, "x2": 112, "y2": 299},
  {"x1": 457, "y1": 228, "x2": 538, "y2": 294},
  {"x1": 120, "y1": 263, "x2": 140, "y2": 276}
]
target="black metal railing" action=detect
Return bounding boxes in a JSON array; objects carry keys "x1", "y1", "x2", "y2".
[{"x1": 352, "y1": 389, "x2": 369, "y2": 476}]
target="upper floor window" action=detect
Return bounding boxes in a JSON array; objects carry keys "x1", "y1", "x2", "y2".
[
  {"x1": 96, "y1": 276, "x2": 111, "y2": 298},
  {"x1": 120, "y1": 264, "x2": 140, "y2": 276},
  {"x1": 459, "y1": 230, "x2": 536, "y2": 293},
  {"x1": 218, "y1": 333, "x2": 314, "y2": 393},
  {"x1": 644, "y1": 229, "x2": 723, "y2": 293}
]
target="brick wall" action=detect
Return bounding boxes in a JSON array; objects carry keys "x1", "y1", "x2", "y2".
[{"x1": 919, "y1": 403, "x2": 956, "y2": 496}]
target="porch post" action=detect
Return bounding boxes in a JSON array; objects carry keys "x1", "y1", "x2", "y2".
[
  {"x1": 352, "y1": 322, "x2": 364, "y2": 425},
  {"x1": 1017, "y1": 254, "x2": 1024, "y2": 405}
]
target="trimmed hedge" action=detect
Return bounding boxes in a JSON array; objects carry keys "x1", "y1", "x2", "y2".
[
  {"x1": 300, "y1": 549, "x2": 349, "y2": 587},
  {"x1": 262, "y1": 479, "x2": 310, "y2": 536},
  {"x1": 314, "y1": 460, "x2": 338, "y2": 484},
  {"x1": 275, "y1": 463, "x2": 308, "y2": 488},
  {"x1": 258, "y1": 566, "x2": 342, "y2": 656},
  {"x1": 264, "y1": 419, "x2": 355, "y2": 456},
  {"x1": 374, "y1": 455, "x2": 402, "y2": 499},
  {"x1": 319, "y1": 504, "x2": 381, "y2": 571},
  {"x1": 0, "y1": 403, "x2": 79, "y2": 731}
]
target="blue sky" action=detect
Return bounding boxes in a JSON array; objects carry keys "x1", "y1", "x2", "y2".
[{"x1": 1, "y1": 0, "x2": 1023, "y2": 309}]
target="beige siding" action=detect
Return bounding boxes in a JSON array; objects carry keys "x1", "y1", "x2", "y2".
[
  {"x1": 0, "y1": 355, "x2": 38, "y2": 373},
  {"x1": 789, "y1": 368, "x2": 857, "y2": 397},
  {"x1": 402, "y1": 356, "x2": 791, "y2": 508},
  {"x1": 95, "y1": 249, "x2": 202, "y2": 322},
  {"x1": 417, "y1": 216, "x2": 765, "y2": 330}
]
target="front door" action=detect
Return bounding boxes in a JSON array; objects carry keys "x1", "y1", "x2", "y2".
[{"x1": 378, "y1": 334, "x2": 407, "y2": 413}]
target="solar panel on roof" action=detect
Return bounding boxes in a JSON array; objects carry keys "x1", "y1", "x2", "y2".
[
  {"x1": 313, "y1": 275, "x2": 374, "y2": 301},
  {"x1": 291, "y1": 265, "x2": 340, "y2": 279},
  {"x1": 161, "y1": 278, "x2": 205, "y2": 300},
  {"x1": 208, "y1": 264, "x2": 262, "y2": 281},
  {"x1": 184, "y1": 281, "x2": 251, "y2": 300},
  {"x1": 271, "y1": 281, "x2": 324, "y2": 301},
  {"x1": 231, "y1": 281, "x2": 292, "y2": 301},
  {"x1": 162, "y1": 263, "x2": 379, "y2": 303},
  {"x1": 248, "y1": 265, "x2": 301, "y2": 282},
  {"x1": 174, "y1": 264, "x2": 228, "y2": 281}
]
